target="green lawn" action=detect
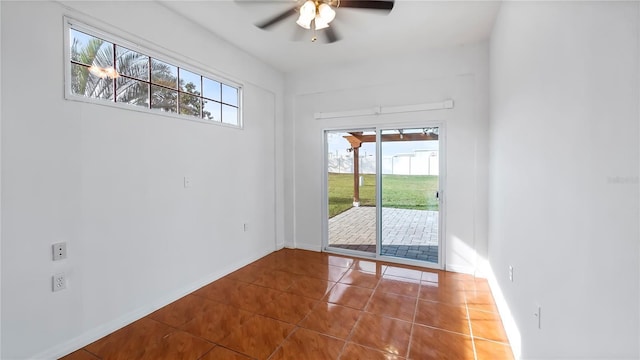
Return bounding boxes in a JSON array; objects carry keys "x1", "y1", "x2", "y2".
[{"x1": 328, "y1": 173, "x2": 439, "y2": 218}]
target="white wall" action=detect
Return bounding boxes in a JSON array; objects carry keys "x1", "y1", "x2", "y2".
[
  {"x1": 285, "y1": 42, "x2": 490, "y2": 274},
  {"x1": 0, "y1": 1, "x2": 284, "y2": 358},
  {"x1": 489, "y1": 2, "x2": 639, "y2": 359},
  {"x1": 0, "y1": 1, "x2": 3, "y2": 357}
]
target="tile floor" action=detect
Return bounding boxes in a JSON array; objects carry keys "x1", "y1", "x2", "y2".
[{"x1": 61, "y1": 249, "x2": 513, "y2": 360}]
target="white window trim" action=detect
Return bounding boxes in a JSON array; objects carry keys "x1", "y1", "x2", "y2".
[{"x1": 63, "y1": 16, "x2": 244, "y2": 129}]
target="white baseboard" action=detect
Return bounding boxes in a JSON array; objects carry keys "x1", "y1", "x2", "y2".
[
  {"x1": 292, "y1": 242, "x2": 322, "y2": 252},
  {"x1": 36, "y1": 249, "x2": 272, "y2": 360}
]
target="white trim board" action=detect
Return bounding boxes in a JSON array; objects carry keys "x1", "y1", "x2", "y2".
[{"x1": 314, "y1": 99, "x2": 454, "y2": 120}]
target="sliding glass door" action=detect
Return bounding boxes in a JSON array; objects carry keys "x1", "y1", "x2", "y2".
[
  {"x1": 325, "y1": 129, "x2": 377, "y2": 254},
  {"x1": 379, "y1": 127, "x2": 440, "y2": 265},
  {"x1": 324, "y1": 126, "x2": 442, "y2": 267}
]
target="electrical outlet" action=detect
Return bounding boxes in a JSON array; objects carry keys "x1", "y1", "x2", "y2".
[
  {"x1": 508, "y1": 265, "x2": 514, "y2": 282},
  {"x1": 184, "y1": 176, "x2": 192, "y2": 188},
  {"x1": 52, "y1": 242, "x2": 67, "y2": 261},
  {"x1": 52, "y1": 273, "x2": 66, "y2": 292},
  {"x1": 243, "y1": 223, "x2": 248, "y2": 232}
]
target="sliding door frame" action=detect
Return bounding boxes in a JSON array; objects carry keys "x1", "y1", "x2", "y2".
[
  {"x1": 322, "y1": 127, "x2": 378, "y2": 258},
  {"x1": 322, "y1": 122, "x2": 446, "y2": 270},
  {"x1": 375, "y1": 123, "x2": 446, "y2": 270}
]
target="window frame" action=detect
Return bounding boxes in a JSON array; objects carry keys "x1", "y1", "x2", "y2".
[{"x1": 63, "y1": 17, "x2": 244, "y2": 128}]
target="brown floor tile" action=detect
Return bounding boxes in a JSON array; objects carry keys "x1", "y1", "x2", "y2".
[
  {"x1": 340, "y1": 343, "x2": 405, "y2": 360},
  {"x1": 419, "y1": 281, "x2": 466, "y2": 305},
  {"x1": 193, "y1": 278, "x2": 246, "y2": 304},
  {"x1": 351, "y1": 259, "x2": 387, "y2": 274},
  {"x1": 384, "y1": 266, "x2": 423, "y2": 280},
  {"x1": 85, "y1": 318, "x2": 174, "y2": 359},
  {"x1": 377, "y1": 276, "x2": 420, "y2": 297},
  {"x1": 442, "y1": 271, "x2": 474, "y2": 283},
  {"x1": 408, "y1": 324, "x2": 474, "y2": 360},
  {"x1": 62, "y1": 250, "x2": 512, "y2": 360},
  {"x1": 199, "y1": 346, "x2": 252, "y2": 360},
  {"x1": 226, "y1": 263, "x2": 267, "y2": 283},
  {"x1": 59, "y1": 349, "x2": 99, "y2": 360},
  {"x1": 270, "y1": 328, "x2": 345, "y2": 360},
  {"x1": 339, "y1": 269, "x2": 382, "y2": 289},
  {"x1": 468, "y1": 309, "x2": 509, "y2": 343},
  {"x1": 324, "y1": 283, "x2": 374, "y2": 310},
  {"x1": 349, "y1": 313, "x2": 412, "y2": 357},
  {"x1": 258, "y1": 291, "x2": 317, "y2": 324},
  {"x1": 421, "y1": 270, "x2": 443, "y2": 283},
  {"x1": 465, "y1": 290, "x2": 498, "y2": 313},
  {"x1": 291, "y1": 261, "x2": 349, "y2": 282},
  {"x1": 252, "y1": 269, "x2": 297, "y2": 291},
  {"x1": 326, "y1": 254, "x2": 355, "y2": 268},
  {"x1": 226, "y1": 283, "x2": 283, "y2": 313},
  {"x1": 134, "y1": 330, "x2": 214, "y2": 360},
  {"x1": 414, "y1": 300, "x2": 470, "y2": 335},
  {"x1": 464, "y1": 278, "x2": 492, "y2": 293},
  {"x1": 148, "y1": 294, "x2": 218, "y2": 328},
  {"x1": 217, "y1": 314, "x2": 294, "y2": 360},
  {"x1": 366, "y1": 291, "x2": 417, "y2": 322},
  {"x1": 180, "y1": 302, "x2": 253, "y2": 343},
  {"x1": 299, "y1": 302, "x2": 361, "y2": 339},
  {"x1": 287, "y1": 275, "x2": 336, "y2": 300},
  {"x1": 475, "y1": 339, "x2": 515, "y2": 360}
]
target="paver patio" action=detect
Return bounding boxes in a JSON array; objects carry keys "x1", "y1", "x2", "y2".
[{"x1": 328, "y1": 206, "x2": 439, "y2": 263}]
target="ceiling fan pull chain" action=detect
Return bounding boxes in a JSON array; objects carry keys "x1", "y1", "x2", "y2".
[{"x1": 311, "y1": 19, "x2": 318, "y2": 42}]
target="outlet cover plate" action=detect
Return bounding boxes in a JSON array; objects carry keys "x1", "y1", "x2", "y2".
[
  {"x1": 52, "y1": 242, "x2": 67, "y2": 261},
  {"x1": 52, "y1": 273, "x2": 66, "y2": 292}
]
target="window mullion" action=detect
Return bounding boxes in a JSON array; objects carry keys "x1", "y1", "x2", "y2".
[
  {"x1": 112, "y1": 43, "x2": 117, "y2": 103},
  {"x1": 68, "y1": 20, "x2": 241, "y2": 126}
]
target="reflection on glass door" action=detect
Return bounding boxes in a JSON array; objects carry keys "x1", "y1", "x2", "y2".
[
  {"x1": 379, "y1": 127, "x2": 440, "y2": 265},
  {"x1": 326, "y1": 130, "x2": 377, "y2": 254}
]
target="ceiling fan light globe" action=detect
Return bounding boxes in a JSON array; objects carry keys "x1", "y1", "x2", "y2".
[
  {"x1": 314, "y1": 16, "x2": 330, "y2": 30},
  {"x1": 318, "y1": 3, "x2": 336, "y2": 23},
  {"x1": 296, "y1": 14, "x2": 313, "y2": 29},
  {"x1": 299, "y1": 0, "x2": 316, "y2": 18}
]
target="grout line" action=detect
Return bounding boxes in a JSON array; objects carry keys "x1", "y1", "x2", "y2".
[
  {"x1": 265, "y1": 324, "x2": 299, "y2": 360},
  {"x1": 334, "y1": 257, "x2": 359, "y2": 360},
  {"x1": 464, "y1": 290, "x2": 479, "y2": 360},
  {"x1": 336, "y1": 259, "x2": 382, "y2": 359},
  {"x1": 406, "y1": 280, "x2": 422, "y2": 359}
]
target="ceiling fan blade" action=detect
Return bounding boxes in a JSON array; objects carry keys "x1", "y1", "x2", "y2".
[
  {"x1": 325, "y1": 26, "x2": 340, "y2": 43},
  {"x1": 256, "y1": 7, "x2": 298, "y2": 29},
  {"x1": 338, "y1": 0, "x2": 394, "y2": 12}
]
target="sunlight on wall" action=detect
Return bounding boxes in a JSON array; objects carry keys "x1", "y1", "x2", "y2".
[
  {"x1": 447, "y1": 235, "x2": 520, "y2": 359},
  {"x1": 485, "y1": 262, "x2": 522, "y2": 359},
  {"x1": 446, "y1": 235, "x2": 478, "y2": 275}
]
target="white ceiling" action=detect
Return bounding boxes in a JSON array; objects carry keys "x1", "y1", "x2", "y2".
[{"x1": 159, "y1": 0, "x2": 502, "y2": 73}]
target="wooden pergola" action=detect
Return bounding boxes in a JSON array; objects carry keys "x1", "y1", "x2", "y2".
[{"x1": 343, "y1": 131, "x2": 438, "y2": 206}]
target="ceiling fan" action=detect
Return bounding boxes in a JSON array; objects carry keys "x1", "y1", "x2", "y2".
[{"x1": 244, "y1": 0, "x2": 395, "y2": 43}]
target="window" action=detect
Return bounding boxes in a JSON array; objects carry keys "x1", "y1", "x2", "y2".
[{"x1": 66, "y1": 19, "x2": 242, "y2": 127}]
